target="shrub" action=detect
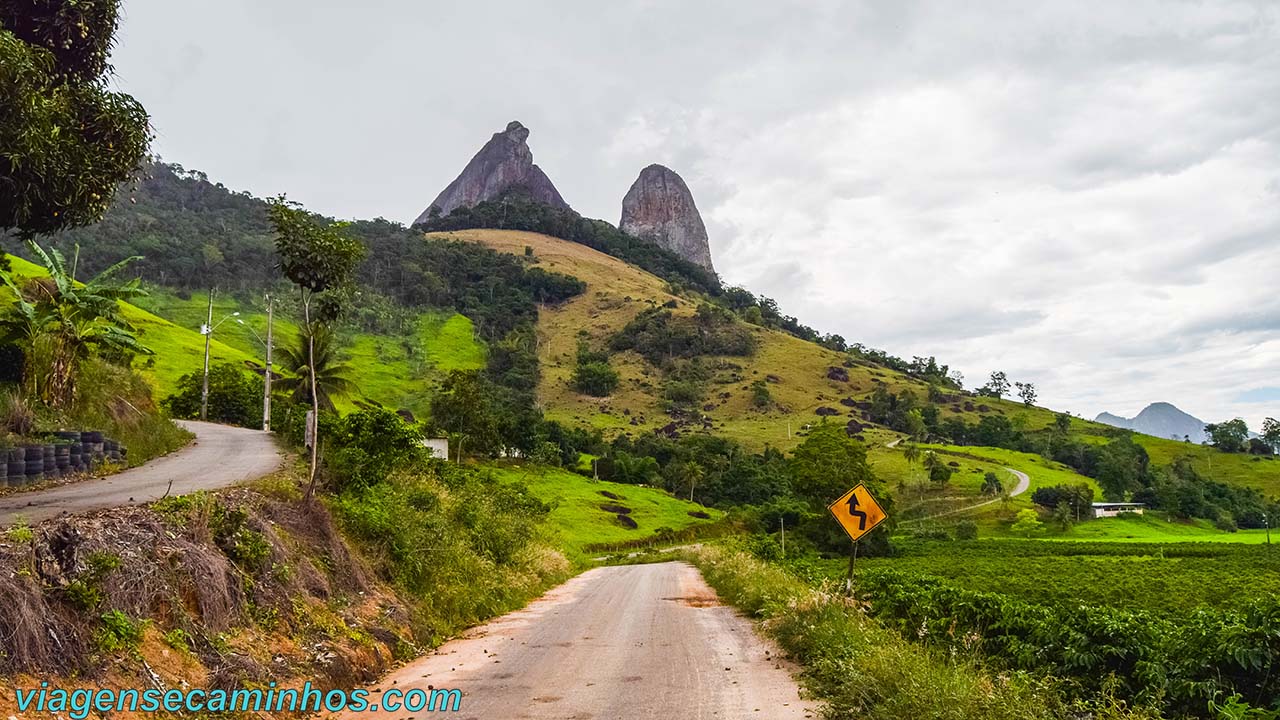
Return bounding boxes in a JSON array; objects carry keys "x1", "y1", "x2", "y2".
[
  {"x1": 954, "y1": 520, "x2": 978, "y2": 540},
  {"x1": 163, "y1": 362, "x2": 264, "y2": 428},
  {"x1": 571, "y1": 361, "x2": 619, "y2": 397},
  {"x1": 609, "y1": 306, "x2": 758, "y2": 364},
  {"x1": 326, "y1": 407, "x2": 425, "y2": 491}
]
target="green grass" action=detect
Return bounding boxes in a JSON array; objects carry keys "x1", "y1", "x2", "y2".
[
  {"x1": 829, "y1": 538, "x2": 1280, "y2": 616},
  {"x1": 133, "y1": 287, "x2": 485, "y2": 417},
  {"x1": 1137, "y1": 434, "x2": 1280, "y2": 496},
  {"x1": 481, "y1": 463, "x2": 721, "y2": 557},
  {"x1": 690, "y1": 545, "x2": 1150, "y2": 720},
  {"x1": 5, "y1": 256, "x2": 258, "y2": 400},
  {"x1": 1047, "y1": 512, "x2": 1272, "y2": 543}
]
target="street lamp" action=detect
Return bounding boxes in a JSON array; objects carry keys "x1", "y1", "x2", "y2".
[
  {"x1": 199, "y1": 289, "x2": 240, "y2": 421},
  {"x1": 234, "y1": 293, "x2": 275, "y2": 432}
]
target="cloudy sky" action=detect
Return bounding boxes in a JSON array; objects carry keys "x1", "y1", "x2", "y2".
[{"x1": 110, "y1": 0, "x2": 1280, "y2": 427}]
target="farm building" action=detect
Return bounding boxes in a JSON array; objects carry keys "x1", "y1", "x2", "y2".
[
  {"x1": 422, "y1": 438, "x2": 449, "y2": 460},
  {"x1": 1092, "y1": 502, "x2": 1146, "y2": 518}
]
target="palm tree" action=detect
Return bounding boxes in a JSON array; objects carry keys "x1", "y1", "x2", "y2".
[
  {"x1": 0, "y1": 241, "x2": 150, "y2": 407},
  {"x1": 275, "y1": 324, "x2": 356, "y2": 412}
]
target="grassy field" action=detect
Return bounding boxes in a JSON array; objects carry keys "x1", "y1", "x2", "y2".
[
  {"x1": 481, "y1": 462, "x2": 721, "y2": 558},
  {"x1": 132, "y1": 286, "x2": 486, "y2": 416},
  {"x1": 5, "y1": 255, "x2": 259, "y2": 397},
  {"x1": 436, "y1": 230, "x2": 1079, "y2": 455},
  {"x1": 831, "y1": 538, "x2": 1280, "y2": 616},
  {"x1": 436, "y1": 230, "x2": 1280, "y2": 506}
]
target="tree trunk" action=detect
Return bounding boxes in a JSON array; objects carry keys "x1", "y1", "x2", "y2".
[{"x1": 303, "y1": 292, "x2": 320, "y2": 502}]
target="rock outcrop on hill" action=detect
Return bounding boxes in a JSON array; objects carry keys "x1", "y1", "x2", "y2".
[
  {"x1": 620, "y1": 164, "x2": 715, "y2": 273},
  {"x1": 415, "y1": 121, "x2": 569, "y2": 224},
  {"x1": 1096, "y1": 402, "x2": 1207, "y2": 443}
]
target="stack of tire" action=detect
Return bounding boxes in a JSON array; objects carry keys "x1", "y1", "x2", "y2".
[
  {"x1": 24, "y1": 445, "x2": 45, "y2": 484},
  {"x1": 81, "y1": 430, "x2": 105, "y2": 466},
  {"x1": 0, "y1": 431, "x2": 125, "y2": 489}
]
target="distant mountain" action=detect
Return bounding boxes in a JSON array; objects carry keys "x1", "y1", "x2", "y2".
[{"x1": 1095, "y1": 402, "x2": 1206, "y2": 443}]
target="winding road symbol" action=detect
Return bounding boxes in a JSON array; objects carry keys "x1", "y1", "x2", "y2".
[
  {"x1": 846, "y1": 494, "x2": 868, "y2": 531},
  {"x1": 828, "y1": 484, "x2": 887, "y2": 542}
]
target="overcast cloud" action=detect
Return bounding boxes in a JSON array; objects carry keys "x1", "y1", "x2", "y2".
[{"x1": 109, "y1": 0, "x2": 1280, "y2": 427}]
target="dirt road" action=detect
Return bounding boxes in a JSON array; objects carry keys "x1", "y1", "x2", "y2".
[
  {"x1": 0, "y1": 420, "x2": 284, "y2": 526},
  {"x1": 347, "y1": 561, "x2": 815, "y2": 719}
]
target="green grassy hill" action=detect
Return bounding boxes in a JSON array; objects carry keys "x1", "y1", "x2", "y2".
[
  {"x1": 5, "y1": 255, "x2": 258, "y2": 394},
  {"x1": 5, "y1": 255, "x2": 487, "y2": 417},
  {"x1": 482, "y1": 463, "x2": 722, "y2": 559}
]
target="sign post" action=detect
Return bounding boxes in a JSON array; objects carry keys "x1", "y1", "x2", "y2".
[{"x1": 828, "y1": 483, "x2": 888, "y2": 595}]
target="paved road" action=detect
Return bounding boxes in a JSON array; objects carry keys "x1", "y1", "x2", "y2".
[
  {"x1": 921, "y1": 466, "x2": 1031, "y2": 520},
  {"x1": 0, "y1": 420, "x2": 284, "y2": 526},
  {"x1": 885, "y1": 435, "x2": 1032, "y2": 519},
  {"x1": 345, "y1": 562, "x2": 815, "y2": 720}
]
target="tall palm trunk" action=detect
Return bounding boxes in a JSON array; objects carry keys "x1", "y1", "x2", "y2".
[{"x1": 303, "y1": 292, "x2": 320, "y2": 501}]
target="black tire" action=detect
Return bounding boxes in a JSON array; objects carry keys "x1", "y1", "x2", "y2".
[
  {"x1": 7, "y1": 447, "x2": 24, "y2": 463},
  {"x1": 6, "y1": 461, "x2": 22, "y2": 477}
]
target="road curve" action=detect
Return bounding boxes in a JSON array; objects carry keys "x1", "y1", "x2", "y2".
[
  {"x1": 0, "y1": 420, "x2": 284, "y2": 526},
  {"x1": 345, "y1": 562, "x2": 815, "y2": 720}
]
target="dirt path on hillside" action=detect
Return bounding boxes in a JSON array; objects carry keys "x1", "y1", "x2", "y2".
[
  {"x1": 0, "y1": 420, "x2": 284, "y2": 526},
  {"x1": 343, "y1": 561, "x2": 816, "y2": 719}
]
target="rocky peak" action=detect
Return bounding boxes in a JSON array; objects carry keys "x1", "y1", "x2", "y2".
[
  {"x1": 619, "y1": 164, "x2": 715, "y2": 273},
  {"x1": 415, "y1": 120, "x2": 569, "y2": 224}
]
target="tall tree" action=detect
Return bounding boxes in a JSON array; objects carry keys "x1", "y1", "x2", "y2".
[
  {"x1": 267, "y1": 197, "x2": 364, "y2": 499},
  {"x1": 1204, "y1": 419, "x2": 1249, "y2": 454},
  {"x1": 0, "y1": 0, "x2": 150, "y2": 249}
]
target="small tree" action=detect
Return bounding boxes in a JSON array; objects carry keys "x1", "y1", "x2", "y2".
[
  {"x1": 979, "y1": 371, "x2": 1010, "y2": 399},
  {"x1": 0, "y1": 241, "x2": 150, "y2": 407},
  {"x1": 1010, "y1": 508, "x2": 1044, "y2": 538},
  {"x1": 1260, "y1": 417, "x2": 1280, "y2": 454},
  {"x1": 1015, "y1": 381, "x2": 1037, "y2": 407},
  {"x1": 750, "y1": 379, "x2": 772, "y2": 408},
  {"x1": 1053, "y1": 501, "x2": 1074, "y2": 530},
  {"x1": 981, "y1": 471, "x2": 1003, "y2": 496},
  {"x1": 1054, "y1": 412, "x2": 1072, "y2": 435},
  {"x1": 267, "y1": 196, "x2": 365, "y2": 500}
]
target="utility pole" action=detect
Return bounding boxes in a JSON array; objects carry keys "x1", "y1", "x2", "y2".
[
  {"x1": 200, "y1": 288, "x2": 214, "y2": 421},
  {"x1": 262, "y1": 294, "x2": 273, "y2": 432}
]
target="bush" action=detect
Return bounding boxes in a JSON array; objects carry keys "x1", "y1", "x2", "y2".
[
  {"x1": 163, "y1": 362, "x2": 264, "y2": 428},
  {"x1": 954, "y1": 520, "x2": 978, "y2": 540},
  {"x1": 609, "y1": 306, "x2": 757, "y2": 364},
  {"x1": 571, "y1": 361, "x2": 619, "y2": 397},
  {"x1": 326, "y1": 408, "x2": 425, "y2": 490}
]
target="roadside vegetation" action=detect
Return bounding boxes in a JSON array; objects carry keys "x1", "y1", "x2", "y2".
[{"x1": 691, "y1": 544, "x2": 1160, "y2": 720}]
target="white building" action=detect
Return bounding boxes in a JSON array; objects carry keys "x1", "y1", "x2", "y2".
[
  {"x1": 1092, "y1": 502, "x2": 1145, "y2": 518},
  {"x1": 422, "y1": 438, "x2": 449, "y2": 461}
]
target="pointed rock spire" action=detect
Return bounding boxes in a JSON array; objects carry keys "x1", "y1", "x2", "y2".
[
  {"x1": 415, "y1": 121, "x2": 569, "y2": 224},
  {"x1": 620, "y1": 164, "x2": 714, "y2": 273}
]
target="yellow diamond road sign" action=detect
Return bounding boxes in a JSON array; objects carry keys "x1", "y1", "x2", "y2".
[{"x1": 828, "y1": 483, "x2": 887, "y2": 543}]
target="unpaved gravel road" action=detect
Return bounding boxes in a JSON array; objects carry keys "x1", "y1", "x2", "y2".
[
  {"x1": 0, "y1": 420, "x2": 284, "y2": 526},
  {"x1": 346, "y1": 561, "x2": 815, "y2": 720}
]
